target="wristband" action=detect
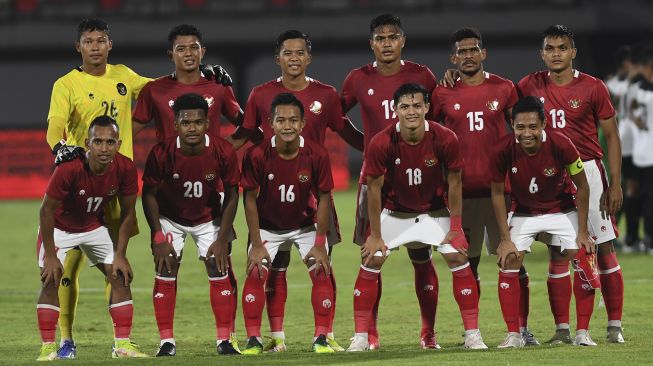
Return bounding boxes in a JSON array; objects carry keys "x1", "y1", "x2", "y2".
[
  {"x1": 314, "y1": 233, "x2": 327, "y2": 247},
  {"x1": 450, "y1": 215, "x2": 462, "y2": 231},
  {"x1": 152, "y1": 231, "x2": 166, "y2": 245}
]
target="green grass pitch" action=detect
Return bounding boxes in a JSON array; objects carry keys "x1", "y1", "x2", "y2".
[{"x1": 1, "y1": 188, "x2": 652, "y2": 365}]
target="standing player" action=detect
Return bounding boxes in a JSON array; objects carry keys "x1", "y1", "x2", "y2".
[
  {"x1": 142, "y1": 93, "x2": 240, "y2": 356},
  {"x1": 489, "y1": 96, "x2": 594, "y2": 348},
  {"x1": 36, "y1": 116, "x2": 146, "y2": 360},
  {"x1": 517, "y1": 25, "x2": 624, "y2": 345},
  {"x1": 340, "y1": 14, "x2": 439, "y2": 349},
  {"x1": 46, "y1": 19, "x2": 234, "y2": 358},
  {"x1": 228, "y1": 30, "x2": 362, "y2": 352},
  {"x1": 239, "y1": 93, "x2": 336, "y2": 354},
  {"x1": 347, "y1": 84, "x2": 486, "y2": 352},
  {"x1": 430, "y1": 27, "x2": 534, "y2": 342}
]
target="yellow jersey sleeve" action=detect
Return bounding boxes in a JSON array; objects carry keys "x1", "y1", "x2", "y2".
[
  {"x1": 566, "y1": 157, "x2": 584, "y2": 176},
  {"x1": 47, "y1": 78, "x2": 72, "y2": 124}
]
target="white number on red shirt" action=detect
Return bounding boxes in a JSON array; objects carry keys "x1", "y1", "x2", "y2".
[
  {"x1": 406, "y1": 168, "x2": 423, "y2": 186},
  {"x1": 381, "y1": 99, "x2": 396, "y2": 119},
  {"x1": 549, "y1": 109, "x2": 566, "y2": 128},
  {"x1": 86, "y1": 197, "x2": 103, "y2": 212},
  {"x1": 279, "y1": 184, "x2": 295, "y2": 202},
  {"x1": 466, "y1": 111, "x2": 484, "y2": 131},
  {"x1": 529, "y1": 177, "x2": 539, "y2": 194},
  {"x1": 183, "y1": 181, "x2": 203, "y2": 198}
]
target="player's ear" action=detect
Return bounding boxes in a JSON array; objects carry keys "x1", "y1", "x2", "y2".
[
  {"x1": 450, "y1": 52, "x2": 457, "y2": 65},
  {"x1": 167, "y1": 49, "x2": 173, "y2": 61},
  {"x1": 571, "y1": 47, "x2": 577, "y2": 60},
  {"x1": 107, "y1": 39, "x2": 112, "y2": 52},
  {"x1": 200, "y1": 46, "x2": 206, "y2": 60},
  {"x1": 116, "y1": 139, "x2": 122, "y2": 150},
  {"x1": 85, "y1": 138, "x2": 90, "y2": 149},
  {"x1": 400, "y1": 34, "x2": 406, "y2": 49},
  {"x1": 275, "y1": 54, "x2": 280, "y2": 66},
  {"x1": 480, "y1": 48, "x2": 487, "y2": 61},
  {"x1": 75, "y1": 42, "x2": 81, "y2": 53},
  {"x1": 424, "y1": 102, "x2": 430, "y2": 115}
]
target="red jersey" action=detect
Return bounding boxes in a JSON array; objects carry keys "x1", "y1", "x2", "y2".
[
  {"x1": 517, "y1": 70, "x2": 615, "y2": 161},
  {"x1": 491, "y1": 130, "x2": 579, "y2": 215},
  {"x1": 142, "y1": 134, "x2": 240, "y2": 227},
  {"x1": 432, "y1": 72, "x2": 518, "y2": 198},
  {"x1": 133, "y1": 75, "x2": 241, "y2": 142},
  {"x1": 46, "y1": 153, "x2": 138, "y2": 233},
  {"x1": 241, "y1": 77, "x2": 344, "y2": 144},
  {"x1": 364, "y1": 121, "x2": 463, "y2": 213},
  {"x1": 241, "y1": 136, "x2": 333, "y2": 231},
  {"x1": 341, "y1": 60, "x2": 437, "y2": 150}
]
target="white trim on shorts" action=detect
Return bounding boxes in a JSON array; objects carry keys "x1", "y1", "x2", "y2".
[
  {"x1": 509, "y1": 211, "x2": 579, "y2": 253},
  {"x1": 250, "y1": 225, "x2": 328, "y2": 264},
  {"x1": 37, "y1": 226, "x2": 114, "y2": 267},
  {"x1": 159, "y1": 216, "x2": 235, "y2": 259},
  {"x1": 582, "y1": 159, "x2": 617, "y2": 244}
]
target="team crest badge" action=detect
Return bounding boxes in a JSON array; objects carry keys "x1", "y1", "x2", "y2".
[
  {"x1": 424, "y1": 155, "x2": 437, "y2": 167},
  {"x1": 298, "y1": 170, "x2": 310, "y2": 183},
  {"x1": 568, "y1": 98, "x2": 582, "y2": 109},
  {"x1": 454, "y1": 103, "x2": 461, "y2": 111},
  {"x1": 116, "y1": 83, "x2": 127, "y2": 96},
  {"x1": 309, "y1": 101, "x2": 322, "y2": 115},
  {"x1": 205, "y1": 172, "x2": 216, "y2": 181},
  {"x1": 543, "y1": 167, "x2": 557, "y2": 177},
  {"x1": 486, "y1": 99, "x2": 499, "y2": 111},
  {"x1": 107, "y1": 186, "x2": 118, "y2": 196},
  {"x1": 203, "y1": 94, "x2": 214, "y2": 107}
]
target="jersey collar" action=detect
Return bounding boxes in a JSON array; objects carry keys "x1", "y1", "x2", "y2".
[
  {"x1": 395, "y1": 121, "x2": 429, "y2": 132},
  {"x1": 271, "y1": 135, "x2": 304, "y2": 148},
  {"x1": 176, "y1": 134, "x2": 210, "y2": 148},
  {"x1": 373, "y1": 60, "x2": 405, "y2": 68}
]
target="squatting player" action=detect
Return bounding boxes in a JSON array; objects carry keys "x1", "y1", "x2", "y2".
[
  {"x1": 340, "y1": 14, "x2": 439, "y2": 349},
  {"x1": 517, "y1": 25, "x2": 624, "y2": 345},
  {"x1": 347, "y1": 84, "x2": 486, "y2": 352},
  {"x1": 239, "y1": 93, "x2": 336, "y2": 354},
  {"x1": 36, "y1": 116, "x2": 146, "y2": 360},
  {"x1": 489, "y1": 96, "x2": 594, "y2": 348},
  {"x1": 141, "y1": 93, "x2": 240, "y2": 356},
  {"x1": 229, "y1": 29, "x2": 363, "y2": 352}
]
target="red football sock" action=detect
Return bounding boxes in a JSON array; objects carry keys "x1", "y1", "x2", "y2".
[
  {"x1": 227, "y1": 256, "x2": 238, "y2": 334},
  {"x1": 353, "y1": 266, "x2": 380, "y2": 334},
  {"x1": 310, "y1": 268, "x2": 335, "y2": 336},
  {"x1": 369, "y1": 271, "x2": 382, "y2": 339},
  {"x1": 412, "y1": 260, "x2": 438, "y2": 337},
  {"x1": 37, "y1": 305, "x2": 59, "y2": 343},
  {"x1": 209, "y1": 275, "x2": 235, "y2": 341},
  {"x1": 153, "y1": 276, "x2": 177, "y2": 340},
  {"x1": 242, "y1": 267, "x2": 268, "y2": 337},
  {"x1": 547, "y1": 261, "x2": 572, "y2": 326},
  {"x1": 328, "y1": 268, "x2": 337, "y2": 334},
  {"x1": 109, "y1": 300, "x2": 133, "y2": 339},
  {"x1": 598, "y1": 251, "x2": 623, "y2": 322},
  {"x1": 518, "y1": 272, "x2": 530, "y2": 328},
  {"x1": 451, "y1": 263, "x2": 479, "y2": 330},
  {"x1": 265, "y1": 268, "x2": 287, "y2": 333},
  {"x1": 498, "y1": 270, "x2": 520, "y2": 333}
]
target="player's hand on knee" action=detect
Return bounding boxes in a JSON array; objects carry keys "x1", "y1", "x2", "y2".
[
  {"x1": 153, "y1": 231, "x2": 177, "y2": 275},
  {"x1": 439, "y1": 69, "x2": 460, "y2": 88},
  {"x1": 41, "y1": 255, "x2": 63, "y2": 287},
  {"x1": 112, "y1": 256, "x2": 134, "y2": 287},
  {"x1": 199, "y1": 64, "x2": 233, "y2": 86},
  {"x1": 206, "y1": 238, "x2": 229, "y2": 274},
  {"x1": 304, "y1": 245, "x2": 331, "y2": 277},
  {"x1": 247, "y1": 242, "x2": 271, "y2": 280},
  {"x1": 53, "y1": 142, "x2": 85, "y2": 166},
  {"x1": 496, "y1": 239, "x2": 519, "y2": 269},
  {"x1": 442, "y1": 229, "x2": 469, "y2": 256},
  {"x1": 362, "y1": 236, "x2": 386, "y2": 266}
]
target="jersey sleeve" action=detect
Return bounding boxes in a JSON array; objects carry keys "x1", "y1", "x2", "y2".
[
  {"x1": 516, "y1": 75, "x2": 531, "y2": 98},
  {"x1": 557, "y1": 134, "x2": 582, "y2": 166},
  {"x1": 240, "y1": 148, "x2": 261, "y2": 191},
  {"x1": 47, "y1": 78, "x2": 72, "y2": 123},
  {"x1": 490, "y1": 141, "x2": 510, "y2": 183},
  {"x1": 326, "y1": 89, "x2": 345, "y2": 132},
  {"x1": 315, "y1": 148, "x2": 334, "y2": 192},
  {"x1": 220, "y1": 86, "x2": 242, "y2": 121},
  {"x1": 126, "y1": 66, "x2": 153, "y2": 99},
  {"x1": 363, "y1": 134, "x2": 389, "y2": 178},
  {"x1": 422, "y1": 67, "x2": 438, "y2": 121},
  {"x1": 430, "y1": 87, "x2": 444, "y2": 122},
  {"x1": 340, "y1": 70, "x2": 358, "y2": 113},
  {"x1": 241, "y1": 88, "x2": 261, "y2": 131},
  {"x1": 592, "y1": 80, "x2": 617, "y2": 120},
  {"x1": 119, "y1": 158, "x2": 139, "y2": 196},
  {"x1": 438, "y1": 128, "x2": 464, "y2": 171},
  {"x1": 132, "y1": 81, "x2": 154, "y2": 123},
  {"x1": 45, "y1": 163, "x2": 73, "y2": 201},
  {"x1": 142, "y1": 147, "x2": 163, "y2": 186},
  {"x1": 219, "y1": 143, "x2": 241, "y2": 186},
  {"x1": 505, "y1": 81, "x2": 519, "y2": 108}
]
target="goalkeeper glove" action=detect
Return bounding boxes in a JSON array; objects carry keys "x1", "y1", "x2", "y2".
[
  {"x1": 53, "y1": 139, "x2": 85, "y2": 165},
  {"x1": 200, "y1": 64, "x2": 233, "y2": 86}
]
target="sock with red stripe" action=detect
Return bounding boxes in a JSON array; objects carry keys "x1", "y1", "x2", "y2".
[
  {"x1": 412, "y1": 260, "x2": 438, "y2": 338},
  {"x1": 153, "y1": 276, "x2": 177, "y2": 341},
  {"x1": 37, "y1": 304, "x2": 60, "y2": 343},
  {"x1": 109, "y1": 300, "x2": 133, "y2": 339},
  {"x1": 498, "y1": 270, "x2": 520, "y2": 333},
  {"x1": 265, "y1": 268, "x2": 287, "y2": 334},
  {"x1": 547, "y1": 261, "x2": 573, "y2": 327},
  {"x1": 598, "y1": 251, "x2": 623, "y2": 323},
  {"x1": 309, "y1": 267, "x2": 335, "y2": 336},
  {"x1": 451, "y1": 263, "x2": 479, "y2": 330},
  {"x1": 242, "y1": 267, "x2": 268, "y2": 337},
  {"x1": 209, "y1": 274, "x2": 235, "y2": 341},
  {"x1": 353, "y1": 266, "x2": 380, "y2": 334}
]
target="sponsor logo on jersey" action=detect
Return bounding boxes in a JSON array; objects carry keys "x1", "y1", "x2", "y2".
[
  {"x1": 367, "y1": 88, "x2": 374, "y2": 96},
  {"x1": 322, "y1": 299, "x2": 332, "y2": 309},
  {"x1": 499, "y1": 282, "x2": 510, "y2": 290},
  {"x1": 168, "y1": 99, "x2": 175, "y2": 108},
  {"x1": 205, "y1": 171, "x2": 216, "y2": 181},
  {"x1": 203, "y1": 94, "x2": 214, "y2": 107},
  {"x1": 116, "y1": 83, "x2": 127, "y2": 96},
  {"x1": 298, "y1": 170, "x2": 310, "y2": 183},
  {"x1": 79, "y1": 189, "x2": 86, "y2": 196},
  {"x1": 511, "y1": 167, "x2": 517, "y2": 174},
  {"x1": 154, "y1": 292, "x2": 164, "y2": 298},
  {"x1": 221, "y1": 290, "x2": 231, "y2": 296},
  {"x1": 424, "y1": 155, "x2": 437, "y2": 168},
  {"x1": 172, "y1": 173, "x2": 180, "y2": 180},
  {"x1": 268, "y1": 174, "x2": 275, "y2": 181},
  {"x1": 245, "y1": 293, "x2": 256, "y2": 303},
  {"x1": 353, "y1": 289, "x2": 361, "y2": 297},
  {"x1": 460, "y1": 288, "x2": 472, "y2": 295},
  {"x1": 543, "y1": 167, "x2": 557, "y2": 177},
  {"x1": 309, "y1": 100, "x2": 322, "y2": 115},
  {"x1": 454, "y1": 103, "x2": 461, "y2": 111},
  {"x1": 88, "y1": 93, "x2": 94, "y2": 100},
  {"x1": 568, "y1": 98, "x2": 582, "y2": 109},
  {"x1": 486, "y1": 99, "x2": 499, "y2": 111},
  {"x1": 107, "y1": 186, "x2": 117, "y2": 196}
]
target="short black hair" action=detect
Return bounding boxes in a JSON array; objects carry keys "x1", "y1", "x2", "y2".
[
  {"x1": 450, "y1": 27, "x2": 483, "y2": 53},
  {"x1": 275, "y1": 30, "x2": 312, "y2": 55},
  {"x1": 168, "y1": 24, "x2": 202, "y2": 49},
  {"x1": 88, "y1": 115, "x2": 119, "y2": 135},
  {"x1": 393, "y1": 83, "x2": 430, "y2": 106},
  {"x1": 542, "y1": 25, "x2": 575, "y2": 48},
  {"x1": 270, "y1": 93, "x2": 304, "y2": 120},
  {"x1": 511, "y1": 96, "x2": 545, "y2": 123},
  {"x1": 369, "y1": 14, "x2": 403, "y2": 38},
  {"x1": 173, "y1": 93, "x2": 208, "y2": 119},
  {"x1": 77, "y1": 18, "x2": 110, "y2": 40}
]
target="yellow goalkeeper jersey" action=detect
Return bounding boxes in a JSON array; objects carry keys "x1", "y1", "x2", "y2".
[{"x1": 47, "y1": 64, "x2": 152, "y2": 159}]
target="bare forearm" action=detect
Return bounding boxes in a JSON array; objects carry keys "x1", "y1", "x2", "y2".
[
  {"x1": 116, "y1": 209, "x2": 135, "y2": 257},
  {"x1": 605, "y1": 132, "x2": 622, "y2": 187},
  {"x1": 141, "y1": 187, "x2": 162, "y2": 233},
  {"x1": 447, "y1": 172, "x2": 463, "y2": 217},
  {"x1": 218, "y1": 187, "x2": 239, "y2": 241},
  {"x1": 244, "y1": 191, "x2": 263, "y2": 246},
  {"x1": 576, "y1": 185, "x2": 590, "y2": 234},
  {"x1": 39, "y1": 205, "x2": 57, "y2": 256},
  {"x1": 366, "y1": 179, "x2": 383, "y2": 238},
  {"x1": 491, "y1": 182, "x2": 511, "y2": 240},
  {"x1": 316, "y1": 192, "x2": 331, "y2": 235},
  {"x1": 338, "y1": 118, "x2": 364, "y2": 152},
  {"x1": 132, "y1": 121, "x2": 148, "y2": 137}
]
